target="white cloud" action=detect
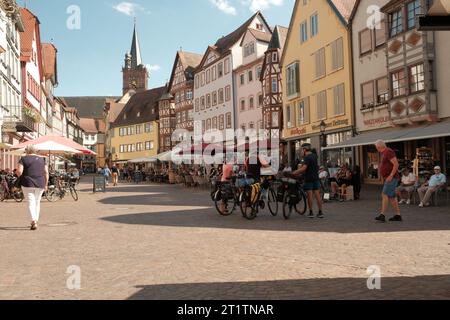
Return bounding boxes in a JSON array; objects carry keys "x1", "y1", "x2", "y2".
[
  {"x1": 146, "y1": 64, "x2": 161, "y2": 72},
  {"x1": 242, "y1": 0, "x2": 284, "y2": 12},
  {"x1": 112, "y1": 2, "x2": 149, "y2": 16},
  {"x1": 209, "y1": 0, "x2": 237, "y2": 15}
]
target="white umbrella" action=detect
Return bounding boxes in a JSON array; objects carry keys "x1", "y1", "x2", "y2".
[{"x1": 13, "y1": 141, "x2": 81, "y2": 155}]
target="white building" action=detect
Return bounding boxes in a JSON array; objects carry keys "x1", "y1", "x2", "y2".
[
  {"x1": 0, "y1": 0, "x2": 24, "y2": 170},
  {"x1": 193, "y1": 11, "x2": 271, "y2": 143},
  {"x1": 234, "y1": 27, "x2": 271, "y2": 131}
]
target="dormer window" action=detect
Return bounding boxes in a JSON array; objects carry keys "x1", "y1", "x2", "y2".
[{"x1": 256, "y1": 23, "x2": 263, "y2": 31}]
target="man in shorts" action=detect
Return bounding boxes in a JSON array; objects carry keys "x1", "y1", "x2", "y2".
[
  {"x1": 291, "y1": 143, "x2": 323, "y2": 219},
  {"x1": 375, "y1": 140, "x2": 402, "y2": 223}
]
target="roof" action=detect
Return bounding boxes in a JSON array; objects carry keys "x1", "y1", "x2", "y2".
[
  {"x1": 268, "y1": 25, "x2": 288, "y2": 50},
  {"x1": 168, "y1": 51, "x2": 204, "y2": 90},
  {"x1": 112, "y1": 86, "x2": 166, "y2": 128},
  {"x1": 41, "y1": 43, "x2": 58, "y2": 83},
  {"x1": 246, "y1": 28, "x2": 273, "y2": 44},
  {"x1": 79, "y1": 118, "x2": 100, "y2": 134},
  {"x1": 62, "y1": 96, "x2": 119, "y2": 119},
  {"x1": 214, "y1": 11, "x2": 272, "y2": 54},
  {"x1": 19, "y1": 8, "x2": 40, "y2": 61}
]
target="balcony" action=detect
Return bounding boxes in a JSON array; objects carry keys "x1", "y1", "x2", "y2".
[{"x1": 2, "y1": 105, "x2": 36, "y2": 133}]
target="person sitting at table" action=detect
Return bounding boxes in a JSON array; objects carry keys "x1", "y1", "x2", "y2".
[
  {"x1": 330, "y1": 164, "x2": 353, "y2": 200},
  {"x1": 418, "y1": 166, "x2": 447, "y2": 208},
  {"x1": 396, "y1": 168, "x2": 416, "y2": 205}
]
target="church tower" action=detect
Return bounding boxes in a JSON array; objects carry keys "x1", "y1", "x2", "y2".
[{"x1": 122, "y1": 22, "x2": 148, "y2": 95}]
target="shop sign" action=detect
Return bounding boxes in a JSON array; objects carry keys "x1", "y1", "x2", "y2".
[
  {"x1": 311, "y1": 119, "x2": 349, "y2": 131},
  {"x1": 363, "y1": 116, "x2": 390, "y2": 127},
  {"x1": 290, "y1": 127, "x2": 307, "y2": 136}
]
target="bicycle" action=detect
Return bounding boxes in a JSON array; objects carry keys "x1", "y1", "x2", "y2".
[
  {"x1": 278, "y1": 177, "x2": 307, "y2": 220},
  {"x1": 0, "y1": 174, "x2": 24, "y2": 202},
  {"x1": 213, "y1": 177, "x2": 243, "y2": 216},
  {"x1": 45, "y1": 173, "x2": 79, "y2": 202},
  {"x1": 240, "y1": 176, "x2": 279, "y2": 220}
]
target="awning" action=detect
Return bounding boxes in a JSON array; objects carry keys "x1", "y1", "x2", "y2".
[
  {"x1": 129, "y1": 157, "x2": 158, "y2": 163},
  {"x1": 323, "y1": 121, "x2": 450, "y2": 150}
]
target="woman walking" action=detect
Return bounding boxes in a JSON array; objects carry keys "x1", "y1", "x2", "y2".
[{"x1": 17, "y1": 145, "x2": 49, "y2": 231}]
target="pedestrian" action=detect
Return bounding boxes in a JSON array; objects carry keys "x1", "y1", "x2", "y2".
[
  {"x1": 374, "y1": 140, "x2": 402, "y2": 223},
  {"x1": 102, "y1": 165, "x2": 112, "y2": 186},
  {"x1": 111, "y1": 164, "x2": 119, "y2": 186},
  {"x1": 291, "y1": 143, "x2": 324, "y2": 219},
  {"x1": 16, "y1": 145, "x2": 49, "y2": 231}
]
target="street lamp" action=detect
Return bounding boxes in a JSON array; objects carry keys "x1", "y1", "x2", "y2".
[{"x1": 319, "y1": 120, "x2": 327, "y2": 165}]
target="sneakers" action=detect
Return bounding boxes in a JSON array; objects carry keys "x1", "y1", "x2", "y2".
[
  {"x1": 406, "y1": 199, "x2": 411, "y2": 205},
  {"x1": 375, "y1": 214, "x2": 386, "y2": 223},
  {"x1": 30, "y1": 221, "x2": 37, "y2": 231},
  {"x1": 389, "y1": 215, "x2": 403, "y2": 222},
  {"x1": 399, "y1": 199, "x2": 406, "y2": 205},
  {"x1": 317, "y1": 211, "x2": 324, "y2": 219},
  {"x1": 308, "y1": 211, "x2": 315, "y2": 219},
  {"x1": 419, "y1": 202, "x2": 430, "y2": 208}
]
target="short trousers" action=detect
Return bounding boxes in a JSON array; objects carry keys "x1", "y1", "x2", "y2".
[
  {"x1": 337, "y1": 179, "x2": 352, "y2": 187},
  {"x1": 303, "y1": 181, "x2": 321, "y2": 191},
  {"x1": 396, "y1": 185, "x2": 415, "y2": 193},
  {"x1": 382, "y1": 178, "x2": 399, "y2": 198}
]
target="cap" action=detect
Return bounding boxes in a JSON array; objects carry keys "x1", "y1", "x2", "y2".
[{"x1": 301, "y1": 143, "x2": 312, "y2": 151}]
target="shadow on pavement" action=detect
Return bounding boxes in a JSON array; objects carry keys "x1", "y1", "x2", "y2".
[{"x1": 129, "y1": 274, "x2": 450, "y2": 300}]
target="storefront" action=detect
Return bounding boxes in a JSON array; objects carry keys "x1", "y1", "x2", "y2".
[{"x1": 326, "y1": 121, "x2": 450, "y2": 184}]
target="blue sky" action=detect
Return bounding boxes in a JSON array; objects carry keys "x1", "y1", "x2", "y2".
[{"x1": 23, "y1": 0, "x2": 295, "y2": 97}]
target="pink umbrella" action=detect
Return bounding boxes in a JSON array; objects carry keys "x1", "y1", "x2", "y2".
[{"x1": 12, "y1": 135, "x2": 96, "y2": 155}]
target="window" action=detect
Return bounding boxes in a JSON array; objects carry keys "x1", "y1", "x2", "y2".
[
  {"x1": 376, "y1": 77, "x2": 389, "y2": 104},
  {"x1": 212, "y1": 65, "x2": 217, "y2": 80},
  {"x1": 317, "y1": 90, "x2": 327, "y2": 120},
  {"x1": 362, "y1": 81, "x2": 375, "y2": 108},
  {"x1": 195, "y1": 75, "x2": 199, "y2": 89},
  {"x1": 244, "y1": 42, "x2": 255, "y2": 57},
  {"x1": 206, "y1": 94, "x2": 211, "y2": 108},
  {"x1": 212, "y1": 91, "x2": 217, "y2": 106},
  {"x1": 224, "y1": 58, "x2": 230, "y2": 74},
  {"x1": 297, "y1": 98, "x2": 310, "y2": 125},
  {"x1": 145, "y1": 141, "x2": 154, "y2": 150},
  {"x1": 206, "y1": 118, "x2": 211, "y2": 130},
  {"x1": 311, "y1": 13, "x2": 318, "y2": 37},
  {"x1": 315, "y1": 48, "x2": 326, "y2": 78},
  {"x1": 286, "y1": 62, "x2": 300, "y2": 97},
  {"x1": 333, "y1": 83, "x2": 345, "y2": 116},
  {"x1": 145, "y1": 123, "x2": 153, "y2": 133},
  {"x1": 240, "y1": 99, "x2": 246, "y2": 112},
  {"x1": 136, "y1": 125, "x2": 142, "y2": 134},
  {"x1": 409, "y1": 63, "x2": 424, "y2": 93},
  {"x1": 375, "y1": 20, "x2": 386, "y2": 47},
  {"x1": 201, "y1": 72, "x2": 205, "y2": 86},
  {"x1": 389, "y1": 8, "x2": 403, "y2": 37},
  {"x1": 195, "y1": 98, "x2": 200, "y2": 112},
  {"x1": 218, "y1": 62, "x2": 224, "y2": 77},
  {"x1": 256, "y1": 66, "x2": 262, "y2": 79},
  {"x1": 359, "y1": 29, "x2": 372, "y2": 55},
  {"x1": 286, "y1": 105, "x2": 292, "y2": 128},
  {"x1": 331, "y1": 38, "x2": 344, "y2": 70},
  {"x1": 301, "y1": 21, "x2": 308, "y2": 43},
  {"x1": 258, "y1": 94, "x2": 263, "y2": 108},
  {"x1": 225, "y1": 86, "x2": 231, "y2": 101},
  {"x1": 201, "y1": 96, "x2": 205, "y2": 110},
  {"x1": 240, "y1": 74, "x2": 245, "y2": 86},
  {"x1": 206, "y1": 69, "x2": 211, "y2": 83},
  {"x1": 212, "y1": 117, "x2": 218, "y2": 129},
  {"x1": 248, "y1": 70, "x2": 253, "y2": 82},
  {"x1": 219, "y1": 115, "x2": 225, "y2": 130},
  {"x1": 249, "y1": 96, "x2": 254, "y2": 109},
  {"x1": 391, "y1": 69, "x2": 406, "y2": 97},
  {"x1": 407, "y1": 0, "x2": 421, "y2": 30},
  {"x1": 272, "y1": 111, "x2": 279, "y2": 128},
  {"x1": 218, "y1": 89, "x2": 224, "y2": 104},
  {"x1": 272, "y1": 77, "x2": 278, "y2": 93},
  {"x1": 136, "y1": 142, "x2": 143, "y2": 152},
  {"x1": 226, "y1": 112, "x2": 232, "y2": 128}
]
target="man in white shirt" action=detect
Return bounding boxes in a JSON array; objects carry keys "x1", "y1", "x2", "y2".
[
  {"x1": 396, "y1": 168, "x2": 416, "y2": 205},
  {"x1": 418, "y1": 166, "x2": 447, "y2": 207}
]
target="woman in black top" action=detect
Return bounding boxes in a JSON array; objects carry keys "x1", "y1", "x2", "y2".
[{"x1": 17, "y1": 145, "x2": 49, "y2": 230}]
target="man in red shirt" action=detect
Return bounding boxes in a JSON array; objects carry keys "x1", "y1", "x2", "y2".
[{"x1": 375, "y1": 140, "x2": 402, "y2": 223}]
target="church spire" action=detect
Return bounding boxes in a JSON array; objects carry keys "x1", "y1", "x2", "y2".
[{"x1": 130, "y1": 19, "x2": 143, "y2": 68}]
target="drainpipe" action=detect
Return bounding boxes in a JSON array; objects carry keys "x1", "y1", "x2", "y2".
[{"x1": 349, "y1": 24, "x2": 358, "y2": 168}]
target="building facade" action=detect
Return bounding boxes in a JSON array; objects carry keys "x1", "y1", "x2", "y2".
[
  {"x1": 260, "y1": 25, "x2": 288, "y2": 131},
  {"x1": 281, "y1": 0, "x2": 357, "y2": 167},
  {"x1": 168, "y1": 50, "x2": 203, "y2": 143},
  {"x1": 158, "y1": 87, "x2": 175, "y2": 152},
  {"x1": 110, "y1": 87, "x2": 165, "y2": 164},
  {"x1": 234, "y1": 27, "x2": 271, "y2": 132},
  {"x1": 193, "y1": 12, "x2": 271, "y2": 143}
]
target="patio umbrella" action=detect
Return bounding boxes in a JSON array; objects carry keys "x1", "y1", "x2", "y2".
[{"x1": 11, "y1": 135, "x2": 96, "y2": 155}]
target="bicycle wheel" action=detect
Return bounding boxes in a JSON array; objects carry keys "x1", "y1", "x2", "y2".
[
  {"x1": 70, "y1": 187, "x2": 79, "y2": 201},
  {"x1": 268, "y1": 188, "x2": 278, "y2": 216},
  {"x1": 13, "y1": 189, "x2": 24, "y2": 203},
  {"x1": 282, "y1": 193, "x2": 294, "y2": 220},
  {"x1": 295, "y1": 190, "x2": 307, "y2": 215},
  {"x1": 239, "y1": 192, "x2": 257, "y2": 220},
  {"x1": 45, "y1": 189, "x2": 59, "y2": 202},
  {"x1": 214, "y1": 190, "x2": 234, "y2": 216}
]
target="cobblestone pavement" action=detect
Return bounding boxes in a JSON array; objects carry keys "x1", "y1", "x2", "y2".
[{"x1": 0, "y1": 177, "x2": 449, "y2": 300}]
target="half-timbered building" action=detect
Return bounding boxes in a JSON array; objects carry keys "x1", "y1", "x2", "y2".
[{"x1": 158, "y1": 86, "x2": 175, "y2": 152}]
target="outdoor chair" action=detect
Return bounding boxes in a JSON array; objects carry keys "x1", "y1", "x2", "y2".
[{"x1": 431, "y1": 182, "x2": 449, "y2": 207}]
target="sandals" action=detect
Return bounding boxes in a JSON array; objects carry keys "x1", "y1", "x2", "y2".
[{"x1": 30, "y1": 221, "x2": 38, "y2": 231}]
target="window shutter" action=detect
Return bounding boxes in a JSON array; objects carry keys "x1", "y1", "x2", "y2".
[{"x1": 295, "y1": 62, "x2": 300, "y2": 95}]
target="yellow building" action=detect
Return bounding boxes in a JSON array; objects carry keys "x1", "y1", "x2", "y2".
[
  {"x1": 281, "y1": 0, "x2": 357, "y2": 166},
  {"x1": 110, "y1": 87, "x2": 166, "y2": 165}
]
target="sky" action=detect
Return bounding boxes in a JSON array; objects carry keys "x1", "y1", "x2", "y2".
[{"x1": 22, "y1": 0, "x2": 295, "y2": 97}]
